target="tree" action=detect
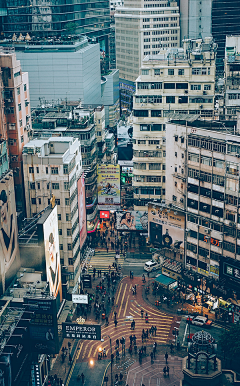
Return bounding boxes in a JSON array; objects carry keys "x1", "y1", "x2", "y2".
[
  {"x1": 65, "y1": 22, "x2": 77, "y2": 34},
  {"x1": 219, "y1": 323, "x2": 240, "y2": 359}
]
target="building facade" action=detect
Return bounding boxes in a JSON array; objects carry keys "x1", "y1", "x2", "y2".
[
  {"x1": 13, "y1": 38, "x2": 101, "y2": 108},
  {"x1": 224, "y1": 35, "x2": 240, "y2": 120},
  {"x1": 165, "y1": 118, "x2": 240, "y2": 296},
  {"x1": 22, "y1": 137, "x2": 82, "y2": 284},
  {"x1": 180, "y1": 0, "x2": 212, "y2": 42},
  {"x1": 132, "y1": 38, "x2": 216, "y2": 211},
  {"x1": 115, "y1": 0, "x2": 180, "y2": 82},
  {"x1": 0, "y1": 47, "x2": 32, "y2": 212}
]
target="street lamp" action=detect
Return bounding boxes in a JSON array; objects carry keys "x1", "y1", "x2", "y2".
[
  {"x1": 101, "y1": 335, "x2": 113, "y2": 386},
  {"x1": 197, "y1": 278, "x2": 203, "y2": 315}
]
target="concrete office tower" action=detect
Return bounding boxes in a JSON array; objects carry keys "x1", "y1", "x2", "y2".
[
  {"x1": 132, "y1": 38, "x2": 216, "y2": 211},
  {"x1": 14, "y1": 37, "x2": 101, "y2": 108},
  {"x1": 180, "y1": 0, "x2": 212, "y2": 41},
  {"x1": 224, "y1": 36, "x2": 240, "y2": 120},
  {"x1": 0, "y1": 47, "x2": 32, "y2": 212},
  {"x1": 115, "y1": 0, "x2": 180, "y2": 82},
  {"x1": 166, "y1": 118, "x2": 240, "y2": 288},
  {"x1": 23, "y1": 137, "x2": 82, "y2": 283}
]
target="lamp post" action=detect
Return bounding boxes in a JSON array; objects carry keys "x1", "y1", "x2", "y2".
[
  {"x1": 197, "y1": 277, "x2": 203, "y2": 315},
  {"x1": 102, "y1": 335, "x2": 113, "y2": 386}
]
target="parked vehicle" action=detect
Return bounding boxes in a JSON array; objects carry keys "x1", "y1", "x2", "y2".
[
  {"x1": 191, "y1": 316, "x2": 212, "y2": 327},
  {"x1": 144, "y1": 260, "x2": 161, "y2": 272}
]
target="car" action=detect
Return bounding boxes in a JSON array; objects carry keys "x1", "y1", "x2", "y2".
[
  {"x1": 144, "y1": 260, "x2": 161, "y2": 272},
  {"x1": 191, "y1": 316, "x2": 212, "y2": 327}
]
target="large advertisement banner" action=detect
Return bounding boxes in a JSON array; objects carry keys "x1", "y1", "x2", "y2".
[
  {"x1": 97, "y1": 165, "x2": 120, "y2": 209},
  {"x1": 78, "y1": 177, "x2": 87, "y2": 249},
  {"x1": 117, "y1": 124, "x2": 133, "y2": 147},
  {"x1": 24, "y1": 297, "x2": 59, "y2": 354},
  {"x1": 116, "y1": 211, "x2": 148, "y2": 231},
  {"x1": 43, "y1": 206, "x2": 62, "y2": 302},
  {"x1": 0, "y1": 173, "x2": 20, "y2": 295},
  {"x1": 148, "y1": 204, "x2": 185, "y2": 249}
]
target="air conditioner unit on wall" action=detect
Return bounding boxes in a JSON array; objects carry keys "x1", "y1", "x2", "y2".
[{"x1": 204, "y1": 228, "x2": 210, "y2": 234}]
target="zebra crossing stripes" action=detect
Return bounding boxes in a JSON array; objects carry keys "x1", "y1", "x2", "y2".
[{"x1": 88, "y1": 251, "x2": 124, "y2": 274}]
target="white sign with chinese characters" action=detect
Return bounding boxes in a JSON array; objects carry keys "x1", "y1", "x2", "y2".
[{"x1": 72, "y1": 294, "x2": 88, "y2": 304}]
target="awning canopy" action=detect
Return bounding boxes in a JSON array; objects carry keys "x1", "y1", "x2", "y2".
[{"x1": 155, "y1": 274, "x2": 177, "y2": 287}]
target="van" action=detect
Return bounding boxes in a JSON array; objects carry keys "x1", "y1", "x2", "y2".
[{"x1": 144, "y1": 261, "x2": 161, "y2": 272}]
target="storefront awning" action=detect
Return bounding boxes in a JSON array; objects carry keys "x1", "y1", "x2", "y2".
[{"x1": 155, "y1": 274, "x2": 178, "y2": 288}]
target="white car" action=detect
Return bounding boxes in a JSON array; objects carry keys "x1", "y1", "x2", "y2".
[
  {"x1": 144, "y1": 261, "x2": 161, "y2": 272},
  {"x1": 191, "y1": 316, "x2": 212, "y2": 327}
]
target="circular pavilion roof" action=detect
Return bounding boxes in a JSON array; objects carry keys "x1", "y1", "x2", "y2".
[{"x1": 192, "y1": 330, "x2": 215, "y2": 346}]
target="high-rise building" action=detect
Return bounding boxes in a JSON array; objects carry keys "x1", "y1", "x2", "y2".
[
  {"x1": 22, "y1": 137, "x2": 82, "y2": 285},
  {"x1": 132, "y1": 38, "x2": 216, "y2": 211},
  {"x1": 0, "y1": 47, "x2": 32, "y2": 212},
  {"x1": 212, "y1": 0, "x2": 240, "y2": 73},
  {"x1": 224, "y1": 35, "x2": 240, "y2": 120},
  {"x1": 180, "y1": 0, "x2": 212, "y2": 41},
  {"x1": 165, "y1": 117, "x2": 240, "y2": 298},
  {"x1": 115, "y1": 0, "x2": 180, "y2": 83}
]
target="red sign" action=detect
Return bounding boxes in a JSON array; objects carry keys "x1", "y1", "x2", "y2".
[
  {"x1": 203, "y1": 235, "x2": 220, "y2": 247},
  {"x1": 100, "y1": 211, "x2": 110, "y2": 219}
]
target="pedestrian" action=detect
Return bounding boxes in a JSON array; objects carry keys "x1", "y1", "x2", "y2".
[
  {"x1": 115, "y1": 374, "x2": 118, "y2": 382},
  {"x1": 120, "y1": 373, "x2": 123, "y2": 381},
  {"x1": 112, "y1": 296, "x2": 115, "y2": 304},
  {"x1": 132, "y1": 319, "x2": 135, "y2": 330},
  {"x1": 141, "y1": 309, "x2": 144, "y2": 318},
  {"x1": 165, "y1": 352, "x2": 168, "y2": 364},
  {"x1": 116, "y1": 338, "x2": 119, "y2": 348},
  {"x1": 150, "y1": 351, "x2": 154, "y2": 364},
  {"x1": 143, "y1": 346, "x2": 146, "y2": 355},
  {"x1": 146, "y1": 329, "x2": 148, "y2": 339},
  {"x1": 81, "y1": 373, "x2": 84, "y2": 384},
  {"x1": 69, "y1": 354, "x2": 72, "y2": 364},
  {"x1": 141, "y1": 334, "x2": 144, "y2": 343},
  {"x1": 153, "y1": 346, "x2": 156, "y2": 359},
  {"x1": 106, "y1": 246, "x2": 108, "y2": 253},
  {"x1": 154, "y1": 326, "x2": 157, "y2": 336},
  {"x1": 166, "y1": 366, "x2": 169, "y2": 376},
  {"x1": 170, "y1": 343, "x2": 174, "y2": 353},
  {"x1": 114, "y1": 311, "x2": 117, "y2": 320},
  {"x1": 114, "y1": 319, "x2": 118, "y2": 327}
]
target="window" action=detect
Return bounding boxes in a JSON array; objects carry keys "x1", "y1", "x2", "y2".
[
  {"x1": 24, "y1": 84, "x2": 27, "y2": 91},
  {"x1": 140, "y1": 124, "x2": 151, "y2": 131},
  {"x1": 52, "y1": 183, "x2": 59, "y2": 190},
  {"x1": 17, "y1": 87, "x2": 20, "y2": 95},
  {"x1": 19, "y1": 119, "x2": 22, "y2": 127},
  {"x1": 168, "y1": 69, "x2": 174, "y2": 75},
  {"x1": 18, "y1": 103, "x2": 21, "y2": 112},
  {"x1": 164, "y1": 83, "x2": 175, "y2": 89},
  {"x1": 47, "y1": 183, "x2": 50, "y2": 190},
  {"x1": 68, "y1": 258, "x2": 73, "y2": 265},
  {"x1": 178, "y1": 69, "x2": 184, "y2": 75},
  {"x1": 142, "y1": 69, "x2": 149, "y2": 75},
  {"x1": 30, "y1": 182, "x2": 35, "y2": 189},
  {"x1": 64, "y1": 182, "x2": 69, "y2": 190},
  {"x1": 14, "y1": 71, "x2": 20, "y2": 78},
  {"x1": 191, "y1": 84, "x2": 201, "y2": 90},
  {"x1": 166, "y1": 96, "x2": 175, "y2": 103},
  {"x1": 36, "y1": 167, "x2": 39, "y2": 173},
  {"x1": 134, "y1": 110, "x2": 148, "y2": 117},
  {"x1": 51, "y1": 167, "x2": 58, "y2": 174},
  {"x1": 21, "y1": 135, "x2": 24, "y2": 143},
  {"x1": 37, "y1": 182, "x2": 40, "y2": 189},
  {"x1": 63, "y1": 165, "x2": 68, "y2": 174},
  {"x1": 31, "y1": 198, "x2": 36, "y2": 205},
  {"x1": 60, "y1": 244, "x2": 63, "y2": 251},
  {"x1": 38, "y1": 198, "x2": 41, "y2": 205},
  {"x1": 67, "y1": 229, "x2": 72, "y2": 236},
  {"x1": 59, "y1": 229, "x2": 62, "y2": 236},
  {"x1": 154, "y1": 69, "x2": 161, "y2": 75},
  {"x1": 46, "y1": 167, "x2": 48, "y2": 174},
  {"x1": 178, "y1": 96, "x2": 188, "y2": 103},
  {"x1": 67, "y1": 244, "x2": 72, "y2": 251},
  {"x1": 213, "y1": 159, "x2": 224, "y2": 168},
  {"x1": 65, "y1": 198, "x2": 70, "y2": 205},
  {"x1": 201, "y1": 156, "x2": 212, "y2": 166},
  {"x1": 152, "y1": 124, "x2": 162, "y2": 131},
  {"x1": 66, "y1": 213, "x2": 71, "y2": 221},
  {"x1": 204, "y1": 84, "x2": 211, "y2": 90},
  {"x1": 58, "y1": 214, "x2": 61, "y2": 221},
  {"x1": 151, "y1": 110, "x2": 162, "y2": 117},
  {"x1": 29, "y1": 167, "x2": 34, "y2": 173},
  {"x1": 172, "y1": 195, "x2": 177, "y2": 201}
]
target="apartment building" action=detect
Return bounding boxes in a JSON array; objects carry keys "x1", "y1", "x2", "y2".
[
  {"x1": 115, "y1": 0, "x2": 180, "y2": 82},
  {"x1": 132, "y1": 38, "x2": 216, "y2": 210},
  {"x1": 31, "y1": 104, "x2": 99, "y2": 233},
  {"x1": 22, "y1": 137, "x2": 82, "y2": 285},
  {"x1": 0, "y1": 47, "x2": 32, "y2": 212},
  {"x1": 165, "y1": 117, "x2": 240, "y2": 296},
  {"x1": 224, "y1": 35, "x2": 240, "y2": 120}
]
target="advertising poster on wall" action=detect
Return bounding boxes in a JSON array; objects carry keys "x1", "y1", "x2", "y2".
[
  {"x1": 24, "y1": 297, "x2": 59, "y2": 354},
  {"x1": 117, "y1": 124, "x2": 133, "y2": 147},
  {"x1": 0, "y1": 173, "x2": 20, "y2": 295},
  {"x1": 116, "y1": 211, "x2": 148, "y2": 231},
  {"x1": 77, "y1": 177, "x2": 87, "y2": 249},
  {"x1": 148, "y1": 204, "x2": 185, "y2": 248},
  {"x1": 97, "y1": 164, "x2": 120, "y2": 210},
  {"x1": 43, "y1": 206, "x2": 62, "y2": 303}
]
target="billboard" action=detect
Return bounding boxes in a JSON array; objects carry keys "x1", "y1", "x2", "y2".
[
  {"x1": 24, "y1": 297, "x2": 59, "y2": 354},
  {"x1": 63, "y1": 323, "x2": 101, "y2": 340},
  {"x1": 100, "y1": 211, "x2": 110, "y2": 219},
  {"x1": 0, "y1": 173, "x2": 20, "y2": 295},
  {"x1": 97, "y1": 165, "x2": 120, "y2": 209},
  {"x1": 116, "y1": 211, "x2": 148, "y2": 231},
  {"x1": 148, "y1": 204, "x2": 185, "y2": 249},
  {"x1": 43, "y1": 206, "x2": 62, "y2": 302},
  {"x1": 117, "y1": 124, "x2": 133, "y2": 147},
  {"x1": 77, "y1": 177, "x2": 87, "y2": 249},
  {"x1": 72, "y1": 294, "x2": 88, "y2": 304}
]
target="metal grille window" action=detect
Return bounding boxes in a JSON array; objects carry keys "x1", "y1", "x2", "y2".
[
  {"x1": 186, "y1": 242, "x2": 197, "y2": 253},
  {"x1": 223, "y1": 241, "x2": 235, "y2": 253},
  {"x1": 149, "y1": 163, "x2": 162, "y2": 170},
  {"x1": 188, "y1": 153, "x2": 199, "y2": 162}
]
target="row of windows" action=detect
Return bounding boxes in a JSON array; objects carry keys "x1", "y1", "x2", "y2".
[
  {"x1": 30, "y1": 181, "x2": 71, "y2": 191},
  {"x1": 187, "y1": 240, "x2": 240, "y2": 256},
  {"x1": 188, "y1": 168, "x2": 225, "y2": 186},
  {"x1": 135, "y1": 187, "x2": 164, "y2": 195},
  {"x1": 133, "y1": 175, "x2": 166, "y2": 183},
  {"x1": 58, "y1": 228, "x2": 72, "y2": 237},
  {"x1": 133, "y1": 162, "x2": 166, "y2": 170},
  {"x1": 188, "y1": 136, "x2": 226, "y2": 153}
]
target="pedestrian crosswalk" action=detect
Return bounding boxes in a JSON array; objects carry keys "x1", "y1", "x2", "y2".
[{"x1": 87, "y1": 251, "x2": 125, "y2": 275}]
